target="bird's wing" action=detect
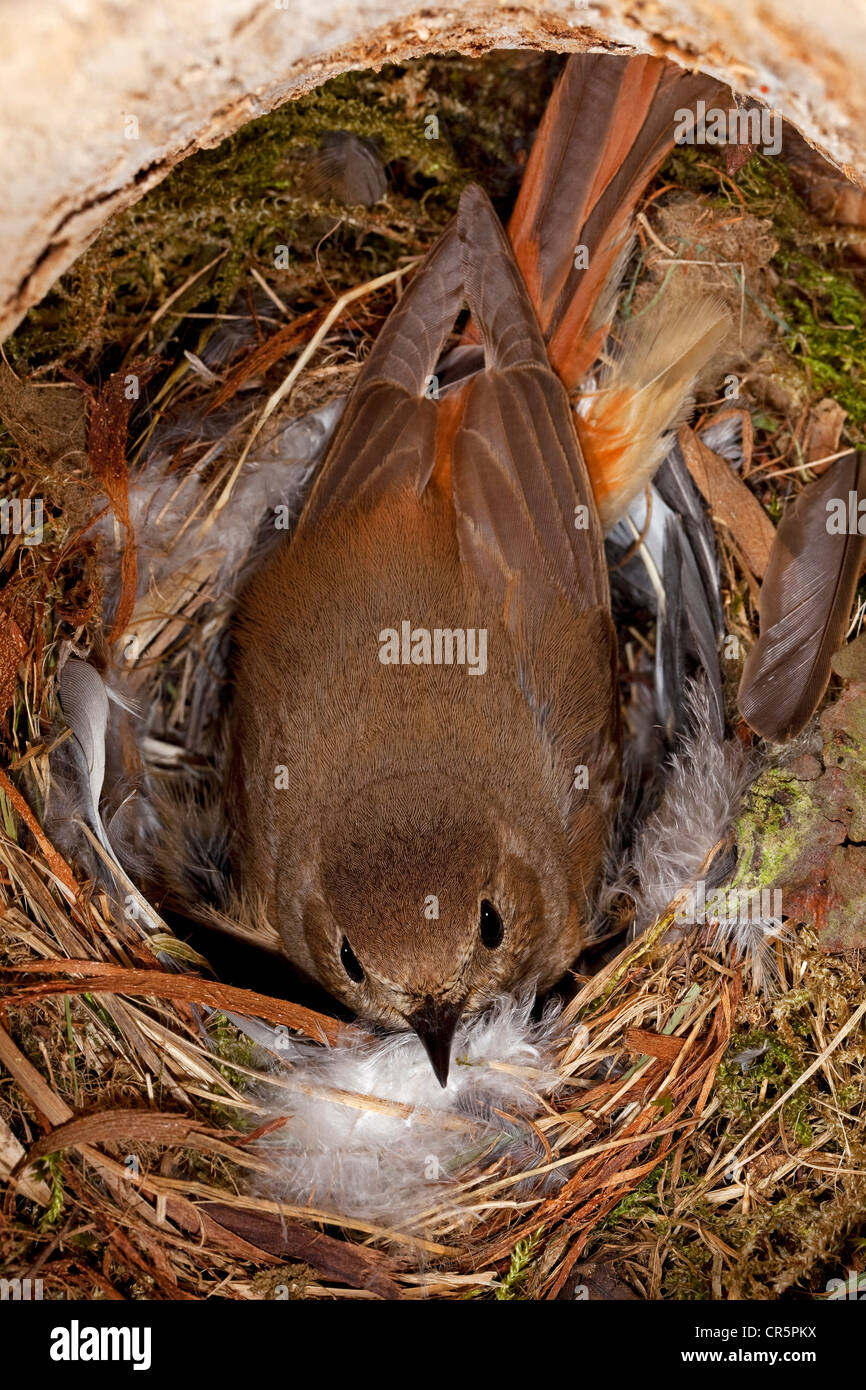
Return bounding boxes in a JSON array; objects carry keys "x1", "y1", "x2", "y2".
[
  {"x1": 450, "y1": 187, "x2": 620, "y2": 869},
  {"x1": 450, "y1": 185, "x2": 609, "y2": 615},
  {"x1": 453, "y1": 54, "x2": 730, "y2": 530},
  {"x1": 299, "y1": 183, "x2": 610, "y2": 619},
  {"x1": 293, "y1": 219, "x2": 465, "y2": 536}
]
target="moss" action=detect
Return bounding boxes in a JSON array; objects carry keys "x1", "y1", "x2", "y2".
[
  {"x1": 195, "y1": 1013, "x2": 256, "y2": 1128},
  {"x1": 583, "y1": 946, "x2": 864, "y2": 1299},
  {"x1": 7, "y1": 69, "x2": 450, "y2": 371},
  {"x1": 663, "y1": 146, "x2": 866, "y2": 432},
  {"x1": 6, "y1": 53, "x2": 556, "y2": 378},
  {"x1": 601, "y1": 1163, "x2": 670, "y2": 1228},
  {"x1": 252, "y1": 1263, "x2": 314, "y2": 1300},
  {"x1": 495, "y1": 1228, "x2": 544, "y2": 1300},
  {"x1": 730, "y1": 768, "x2": 825, "y2": 893},
  {"x1": 716, "y1": 1026, "x2": 815, "y2": 1143},
  {"x1": 208, "y1": 1012, "x2": 254, "y2": 1087}
]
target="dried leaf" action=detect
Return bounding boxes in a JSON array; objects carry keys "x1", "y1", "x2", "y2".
[
  {"x1": 803, "y1": 398, "x2": 847, "y2": 468},
  {"x1": 624, "y1": 1028, "x2": 687, "y2": 1062},
  {"x1": 678, "y1": 424, "x2": 776, "y2": 579},
  {"x1": 202, "y1": 1203, "x2": 402, "y2": 1299},
  {"x1": 18, "y1": 1108, "x2": 217, "y2": 1169},
  {"x1": 831, "y1": 630, "x2": 866, "y2": 683},
  {"x1": 0, "y1": 1114, "x2": 51, "y2": 1204}
]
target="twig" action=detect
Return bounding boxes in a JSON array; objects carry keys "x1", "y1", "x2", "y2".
[
  {"x1": 205, "y1": 262, "x2": 415, "y2": 529},
  {"x1": 708, "y1": 995, "x2": 866, "y2": 1183}
]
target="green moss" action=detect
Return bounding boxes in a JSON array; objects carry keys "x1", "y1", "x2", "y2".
[
  {"x1": 193, "y1": 1012, "x2": 256, "y2": 1129},
  {"x1": 663, "y1": 146, "x2": 866, "y2": 431},
  {"x1": 730, "y1": 768, "x2": 824, "y2": 892},
  {"x1": 208, "y1": 1011, "x2": 254, "y2": 1087},
  {"x1": 495, "y1": 1228, "x2": 544, "y2": 1300},
  {"x1": 7, "y1": 70, "x2": 451, "y2": 371},
  {"x1": 716, "y1": 1026, "x2": 813, "y2": 1142},
  {"x1": 7, "y1": 54, "x2": 556, "y2": 377},
  {"x1": 601, "y1": 1163, "x2": 670, "y2": 1228}
]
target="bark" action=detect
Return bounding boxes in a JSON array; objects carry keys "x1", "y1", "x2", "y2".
[{"x1": 1, "y1": 0, "x2": 865, "y2": 341}]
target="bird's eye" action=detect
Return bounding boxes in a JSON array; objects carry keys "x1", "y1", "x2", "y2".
[
  {"x1": 340, "y1": 936, "x2": 365, "y2": 983},
  {"x1": 480, "y1": 899, "x2": 504, "y2": 949}
]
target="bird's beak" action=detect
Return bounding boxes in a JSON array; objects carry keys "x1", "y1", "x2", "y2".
[{"x1": 407, "y1": 996, "x2": 465, "y2": 1087}]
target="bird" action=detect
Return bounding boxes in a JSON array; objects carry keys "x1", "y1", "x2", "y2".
[{"x1": 227, "y1": 53, "x2": 733, "y2": 1086}]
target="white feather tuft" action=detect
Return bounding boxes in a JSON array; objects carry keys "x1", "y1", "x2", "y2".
[
  {"x1": 627, "y1": 681, "x2": 752, "y2": 934},
  {"x1": 705, "y1": 909, "x2": 788, "y2": 992},
  {"x1": 250, "y1": 992, "x2": 565, "y2": 1227},
  {"x1": 700, "y1": 412, "x2": 746, "y2": 467},
  {"x1": 97, "y1": 397, "x2": 343, "y2": 634}
]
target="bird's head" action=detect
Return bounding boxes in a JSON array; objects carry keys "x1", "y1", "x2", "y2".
[{"x1": 289, "y1": 775, "x2": 572, "y2": 1085}]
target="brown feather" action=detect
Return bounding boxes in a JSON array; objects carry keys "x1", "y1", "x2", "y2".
[
  {"x1": 450, "y1": 186, "x2": 608, "y2": 616},
  {"x1": 507, "y1": 54, "x2": 729, "y2": 390},
  {"x1": 301, "y1": 183, "x2": 609, "y2": 632},
  {"x1": 738, "y1": 451, "x2": 866, "y2": 740},
  {"x1": 295, "y1": 218, "x2": 465, "y2": 532},
  {"x1": 577, "y1": 295, "x2": 730, "y2": 530}
]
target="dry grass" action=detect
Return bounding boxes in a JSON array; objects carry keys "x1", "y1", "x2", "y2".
[
  {"x1": 2, "y1": 53, "x2": 865, "y2": 1301},
  {"x1": 2, "y1": 841, "x2": 864, "y2": 1299}
]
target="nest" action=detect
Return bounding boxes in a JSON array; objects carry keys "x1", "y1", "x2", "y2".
[{"x1": 2, "y1": 52, "x2": 866, "y2": 1300}]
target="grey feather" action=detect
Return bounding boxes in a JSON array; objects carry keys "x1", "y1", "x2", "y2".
[
  {"x1": 58, "y1": 659, "x2": 112, "y2": 852},
  {"x1": 307, "y1": 131, "x2": 387, "y2": 208},
  {"x1": 607, "y1": 444, "x2": 724, "y2": 743}
]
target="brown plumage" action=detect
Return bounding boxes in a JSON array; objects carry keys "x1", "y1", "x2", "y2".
[
  {"x1": 307, "y1": 131, "x2": 387, "y2": 208},
  {"x1": 230, "y1": 54, "x2": 728, "y2": 1084},
  {"x1": 231, "y1": 187, "x2": 619, "y2": 1084},
  {"x1": 462, "y1": 54, "x2": 730, "y2": 527}
]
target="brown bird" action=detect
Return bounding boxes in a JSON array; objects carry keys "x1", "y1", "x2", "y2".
[{"x1": 229, "y1": 54, "x2": 729, "y2": 1084}]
